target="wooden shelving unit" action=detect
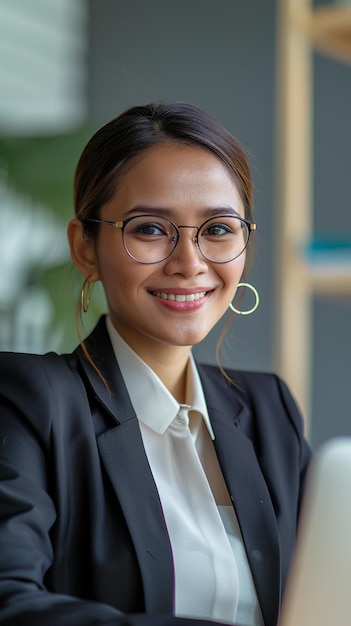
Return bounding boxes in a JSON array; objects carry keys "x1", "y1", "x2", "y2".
[{"x1": 275, "y1": 0, "x2": 351, "y2": 434}]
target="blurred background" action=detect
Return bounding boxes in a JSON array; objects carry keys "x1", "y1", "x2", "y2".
[{"x1": 0, "y1": 0, "x2": 350, "y2": 449}]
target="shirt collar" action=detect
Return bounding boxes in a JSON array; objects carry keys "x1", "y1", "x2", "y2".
[{"x1": 105, "y1": 316, "x2": 214, "y2": 439}]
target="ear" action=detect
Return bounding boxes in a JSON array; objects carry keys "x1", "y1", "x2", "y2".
[{"x1": 67, "y1": 219, "x2": 100, "y2": 281}]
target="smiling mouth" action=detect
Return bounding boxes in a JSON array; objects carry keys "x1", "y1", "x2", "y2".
[{"x1": 150, "y1": 291, "x2": 207, "y2": 302}]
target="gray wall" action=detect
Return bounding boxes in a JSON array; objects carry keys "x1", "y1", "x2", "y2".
[{"x1": 88, "y1": 0, "x2": 351, "y2": 449}]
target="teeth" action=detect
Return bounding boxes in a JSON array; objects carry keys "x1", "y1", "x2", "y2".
[{"x1": 153, "y1": 291, "x2": 206, "y2": 302}]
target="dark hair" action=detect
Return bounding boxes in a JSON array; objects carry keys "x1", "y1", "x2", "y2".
[{"x1": 74, "y1": 101, "x2": 253, "y2": 236}]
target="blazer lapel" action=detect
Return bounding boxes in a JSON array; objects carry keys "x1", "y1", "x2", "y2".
[
  {"x1": 96, "y1": 421, "x2": 174, "y2": 613},
  {"x1": 75, "y1": 318, "x2": 174, "y2": 613},
  {"x1": 198, "y1": 365, "x2": 281, "y2": 626}
]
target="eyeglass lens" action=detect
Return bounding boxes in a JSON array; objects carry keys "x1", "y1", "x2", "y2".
[{"x1": 123, "y1": 215, "x2": 249, "y2": 263}]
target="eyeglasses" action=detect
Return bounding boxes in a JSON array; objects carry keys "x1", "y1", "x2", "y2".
[{"x1": 85, "y1": 214, "x2": 256, "y2": 264}]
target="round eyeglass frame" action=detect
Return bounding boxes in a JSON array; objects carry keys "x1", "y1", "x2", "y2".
[{"x1": 85, "y1": 214, "x2": 256, "y2": 264}]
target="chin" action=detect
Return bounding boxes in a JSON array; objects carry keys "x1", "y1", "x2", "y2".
[
  {"x1": 165, "y1": 330, "x2": 210, "y2": 348},
  {"x1": 145, "y1": 319, "x2": 214, "y2": 348}
]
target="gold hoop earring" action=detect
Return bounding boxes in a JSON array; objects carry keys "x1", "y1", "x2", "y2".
[
  {"x1": 81, "y1": 279, "x2": 91, "y2": 313},
  {"x1": 229, "y1": 282, "x2": 259, "y2": 315}
]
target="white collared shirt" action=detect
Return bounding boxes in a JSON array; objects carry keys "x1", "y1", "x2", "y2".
[{"x1": 106, "y1": 316, "x2": 263, "y2": 626}]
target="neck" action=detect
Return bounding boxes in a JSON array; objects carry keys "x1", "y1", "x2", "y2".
[
  {"x1": 114, "y1": 327, "x2": 192, "y2": 403},
  {"x1": 141, "y1": 344, "x2": 191, "y2": 403}
]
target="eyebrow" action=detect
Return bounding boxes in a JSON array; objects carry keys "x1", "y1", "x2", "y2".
[{"x1": 122, "y1": 205, "x2": 242, "y2": 219}]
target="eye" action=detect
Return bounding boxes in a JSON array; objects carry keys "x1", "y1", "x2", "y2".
[
  {"x1": 202, "y1": 220, "x2": 241, "y2": 239},
  {"x1": 205, "y1": 223, "x2": 232, "y2": 236},
  {"x1": 136, "y1": 223, "x2": 165, "y2": 235},
  {"x1": 130, "y1": 219, "x2": 170, "y2": 237}
]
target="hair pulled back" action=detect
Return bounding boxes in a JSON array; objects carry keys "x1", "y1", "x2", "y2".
[{"x1": 74, "y1": 101, "x2": 253, "y2": 237}]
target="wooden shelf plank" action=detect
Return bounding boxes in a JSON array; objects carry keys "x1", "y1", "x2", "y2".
[
  {"x1": 304, "y1": 263, "x2": 351, "y2": 294},
  {"x1": 290, "y1": 253, "x2": 351, "y2": 294},
  {"x1": 296, "y1": 6, "x2": 351, "y2": 64}
]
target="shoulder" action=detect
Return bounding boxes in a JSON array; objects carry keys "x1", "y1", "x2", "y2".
[
  {"x1": 0, "y1": 350, "x2": 80, "y2": 390},
  {"x1": 197, "y1": 363, "x2": 305, "y2": 439},
  {"x1": 0, "y1": 350, "x2": 84, "y2": 437},
  {"x1": 198, "y1": 362, "x2": 293, "y2": 397}
]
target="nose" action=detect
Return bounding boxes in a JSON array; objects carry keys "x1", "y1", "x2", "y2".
[{"x1": 163, "y1": 226, "x2": 208, "y2": 277}]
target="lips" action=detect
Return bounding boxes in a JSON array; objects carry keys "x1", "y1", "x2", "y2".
[{"x1": 150, "y1": 291, "x2": 207, "y2": 302}]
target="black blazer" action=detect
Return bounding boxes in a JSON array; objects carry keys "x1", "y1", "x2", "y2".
[{"x1": 0, "y1": 317, "x2": 311, "y2": 626}]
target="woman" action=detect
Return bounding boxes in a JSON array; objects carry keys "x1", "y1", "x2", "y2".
[{"x1": 0, "y1": 102, "x2": 311, "y2": 626}]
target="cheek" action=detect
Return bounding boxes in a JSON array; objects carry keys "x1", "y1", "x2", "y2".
[
  {"x1": 96, "y1": 240, "x2": 126, "y2": 280},
  {"x1": 97, "y1": 250, "x2": 151, "y2": 297},
  {"x1": 221, "y1": 256, "x2": 246, "y2": 289}
]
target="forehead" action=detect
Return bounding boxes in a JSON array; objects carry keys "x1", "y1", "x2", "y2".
[{"x1": 111, "y1": 143, "x2": 241, "y2": 207}]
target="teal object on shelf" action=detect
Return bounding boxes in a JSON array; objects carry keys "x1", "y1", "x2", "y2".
[{"x1": 303, "y1": 239, "x2": 351, "y2": 263}]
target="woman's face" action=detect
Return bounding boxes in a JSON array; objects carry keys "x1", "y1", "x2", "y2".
[{"x1": 84, "y1": 143, "x2": 247, "y2": 354}]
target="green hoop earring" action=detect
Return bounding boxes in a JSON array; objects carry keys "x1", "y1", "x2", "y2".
[{"x1": 229, "y1": 282, "x2": 259, "y2": 315}]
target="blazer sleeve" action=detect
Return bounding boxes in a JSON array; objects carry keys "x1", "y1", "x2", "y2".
[{"x1": 0, "y1": 352, "x2": 230, "y2": 626}]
